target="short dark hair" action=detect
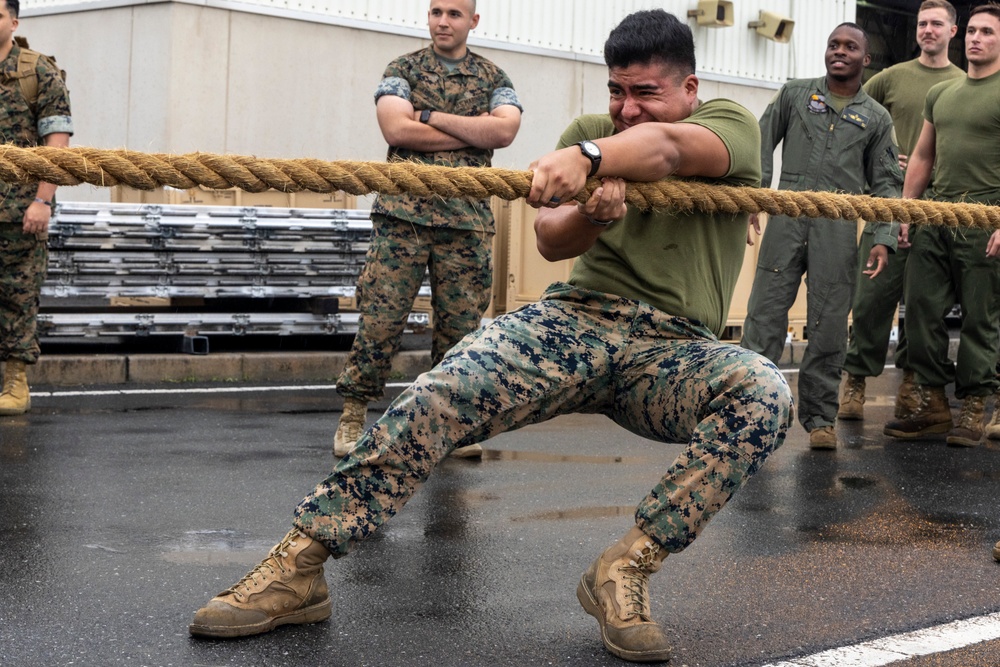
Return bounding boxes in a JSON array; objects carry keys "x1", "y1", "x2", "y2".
[
  {"x1": 971, "y1": 2, "x2": 1000, "y2": 22},
  {"x1": 4, "y1": 0, "x2": 18, "y2": 19},
  {"x1": 604, "y1": 9, "x2": 696, "y2": 77},
  {"x1": 832, "y1": 21, "x2": 870, "y2": 53}
]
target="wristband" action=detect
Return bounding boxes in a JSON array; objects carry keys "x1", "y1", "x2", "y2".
[{"x1": 33, "y1": 197, "x2": 52, "y2": 207}]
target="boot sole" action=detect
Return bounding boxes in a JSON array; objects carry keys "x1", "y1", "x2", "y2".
[
  {"x1": 946, "y1": 437, "x2": 982, "y2": 448},
  {"x1": 808, "y1": 441, "x2": 837, "y2": 450},
  {"x1": 882, "y1": 423, "x2": 952, "y2": 439},
  {"x1": 836, "y1": 412, "x2": 863, "y2": 421},
  {"x1": 576, "y1": 574, "x2": 672, "y2": 663},
  {"x1": 994, "y1": 544, "x2": 1000, "y2": 562},
  {"x1": 188, "y1": 597, "x2": 332, "y2": 638}
]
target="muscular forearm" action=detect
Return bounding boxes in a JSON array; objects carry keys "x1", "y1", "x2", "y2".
[
  {"x1": 590, "y1": 122, "x2": 729, "y2": 181},
  {"x1": 425, "y1": 109, "x2": 518, "y2": 150},
  {"x1": 535, "y1": 178, "x2": 627, "y2": 261},
  {"x1": 534, "y1": 206, "x2": 606, "y2": 261},
  {"x1": 902, "y1": 157, "x2": 932, "y2": 199},
  {"x1": 386, "y1": 122, "x2": 470, "y2": 151},
  {"x1": 36, "y1": 132, "x2": 69, "y2": 201}
]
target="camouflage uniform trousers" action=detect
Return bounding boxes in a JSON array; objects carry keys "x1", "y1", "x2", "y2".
[
  {"x1": 297, "y1": 282, "x2": 793, "y2": 556},
  {"x1": 336, "y1": 214, "x2": 493, "y2": 402},
  {"x1": 0, "y1": 224, "x2": 47, "y2": 364}
]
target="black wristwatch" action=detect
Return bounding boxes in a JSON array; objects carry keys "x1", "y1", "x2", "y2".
[
  {"x1": 577, "y1": 140, "x2": 602, "y2": 177},
  {"x1": 420, "y1": 109, "x2": 433, "y2": 124}
]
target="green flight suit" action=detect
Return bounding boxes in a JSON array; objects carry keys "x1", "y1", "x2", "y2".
[{"x1": 742, "y1": 77, "x2": 902, "y2": 431}]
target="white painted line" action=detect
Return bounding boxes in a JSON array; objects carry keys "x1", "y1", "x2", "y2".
[
  {"x1": 33, "y1": 382, "x2": 413, "y2": 399},
  {"x1": 761, "y1": 611, "x2": 1000, "y2": 666}
]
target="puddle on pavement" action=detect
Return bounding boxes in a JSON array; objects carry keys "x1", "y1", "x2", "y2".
[
  {"x1": 814, "y1": 495, "x2": 990, "y2": 548},
  {"x1": 836, "y1": 475, "x2": 879, "y2": 490},
  {"x1": 481, "y1": 450, "x2": 639, "y2": 464},
  {"x1": 511, "y1": 505, "x2": 635, "y2": 522},
  {"x1": 160, "y1": 529, "x2": 273, "y2": 566}
]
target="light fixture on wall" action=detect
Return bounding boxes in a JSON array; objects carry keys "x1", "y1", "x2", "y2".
[
  {"x1": 748, "y1": 11, "x2": 795, "y2": 43},
  {"x1": 687, "y1": 1, "x2": 734, "y2": 27}
]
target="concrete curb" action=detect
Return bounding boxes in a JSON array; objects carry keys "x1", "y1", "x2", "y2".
[
  {"x1": 19, "y1": 339, "x2": 958, "y2": 389},
  {"x1": 24, "y1": 350, "x2": 433, "y2": 387}
]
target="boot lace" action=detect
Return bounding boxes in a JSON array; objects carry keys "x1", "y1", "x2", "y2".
[
  {"x1": 844, "y1": 376, "x2": 864, "y2": 402},
  {"x1": 339, "y1": 419, "x2": 364, "y2": 445},
  {"x1": 616, "y1": 540, "x2": 661, "y2": 622},
  {"x1": 911, "y1": 385, "x2": 931, "y2": 416},
  {"x1": 1, "y1": 370, "x2": 17, "y2": 394},
  {"x1": 228, "y1": 530, "x2": 303, "y2": 601},
  {"x1": 956, "y1": 396, "x2": 985, "y2": 430}
]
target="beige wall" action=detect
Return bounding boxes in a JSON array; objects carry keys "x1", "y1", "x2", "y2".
[{"x1": 19, "y1": 3, "x2": 777, "y2": 204}]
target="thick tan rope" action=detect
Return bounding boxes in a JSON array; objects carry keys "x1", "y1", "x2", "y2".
[{"x1": 4, "y1": 144, "x2": 1000, "y2": 230}]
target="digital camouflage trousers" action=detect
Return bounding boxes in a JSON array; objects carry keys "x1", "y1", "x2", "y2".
[
  {"x1": 0, "y1": 224, "x2": 47, "y2": 364},
  {"x1": 336, "y1": 214, "x2": 493, "y2": 402},
  {"x1": 297, "y1": 283, "x2": 793, "y2": 556}
]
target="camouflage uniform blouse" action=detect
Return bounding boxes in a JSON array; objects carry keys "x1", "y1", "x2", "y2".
[
  {"x1": 0, "y1": 42, "x2": 73, "y2": 224},
  {"x1": 371, "y1": 47, "x2": 522, "y2": 233}
]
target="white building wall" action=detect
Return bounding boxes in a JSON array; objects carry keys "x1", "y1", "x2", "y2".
[{"x1": 17, "y1": 0, "x2": 856, "y2": 201}]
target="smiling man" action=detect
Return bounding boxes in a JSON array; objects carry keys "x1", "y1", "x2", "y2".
[
  {"x1": 742, "y1": 23, "x2": 902, "y2": 450},
  {"x1": 189, "y1": 9, "x2": 792, "y2": 663}
]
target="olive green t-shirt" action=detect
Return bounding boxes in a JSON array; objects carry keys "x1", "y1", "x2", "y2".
[
  {"x1": 924, "y1": 70, "x2": 1000, "y2": 204},
  {"x1": 864, "y1": 58, "x2": 964, "y2": 157},
  {"x1": 558, "y1": 99, "x2": 761, "y2": 336}
]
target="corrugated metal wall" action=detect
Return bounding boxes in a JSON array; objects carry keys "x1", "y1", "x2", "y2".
[{"x1": 27, "y1": 0, "x2": 855, "y2": 84}]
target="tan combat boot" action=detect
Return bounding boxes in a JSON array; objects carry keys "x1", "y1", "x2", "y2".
[
  {"x1": 809, "y1": 425, "x2": 838, "y2": 450},
  {"x1": 577, "y1": 526, "x2": 672, "y2": 663},
  {"x1": 994, "y1": 540, "x2": 1000, "y2": 562},
  {"x1": 985, "y1": 390, "x2": 1000, "y2": 441},
  {"x1": 333, "y1": 397, "x2": 368, "y2": 458},
  {"x1": 946, "y1": 395, "x2": 987, "y2": 447},
  {"x1": 0, "y1": 359, "x2": 31, "y2": 415},
  {"x1": 894, "y1": 370, "x2": 918, "y2": 419},
  {"x1": 837, "y1": 374, "x2": 865, "y2": 420},
  {"x1": 883, "y1": 385, "x2": 952, "y2": 439},
  {"x1": 189, "y1": 528, "x2": 332, "y2": 638}
]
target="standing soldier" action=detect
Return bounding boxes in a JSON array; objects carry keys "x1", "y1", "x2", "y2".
[
  {"x1": 838, "y1": 0, "x2": 963, "y2": 423},
  {"x1": 742, "y1": 23, "x2": 902, "y2": 449},
  {"x1": 884, "y1": 3, "x2": 1000, "y2": 448},
  {"x1": 0, "y1": 0, "x2": 72, "y2": 415},
  {"x1": 332, "y1": 0, "x2": 523, "y2": 460}
]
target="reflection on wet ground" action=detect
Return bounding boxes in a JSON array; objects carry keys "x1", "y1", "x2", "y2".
[
  {"x1": 482, "y1": 449, "x2": 635, "y2": 464},
  {"x1": 510, "y1": 505, "x2": 635, "y2": 522},
  {"x1": 161, "y1": 529, "x2": 275, "y2": 566}
]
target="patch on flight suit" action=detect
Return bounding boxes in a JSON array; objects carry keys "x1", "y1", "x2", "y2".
[
  {"x1": 807, "y1": 94, "x2": 827, "y2": 113},
  {"x1": 841, "y1": 109, "x2": 869, "y2": 128}
]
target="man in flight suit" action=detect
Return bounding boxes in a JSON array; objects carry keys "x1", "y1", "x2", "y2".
[{"x1": 742, "y1": 23, "x2": 902, "y2": 449}]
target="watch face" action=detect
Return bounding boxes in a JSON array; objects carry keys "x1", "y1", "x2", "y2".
[{"x1": 582, "y1": 141, "x2": 600, "y2": 157}]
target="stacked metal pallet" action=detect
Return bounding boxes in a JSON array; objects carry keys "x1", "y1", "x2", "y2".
[{"x1": 40, "y1": 201, "x2": 430, "y2": 342}]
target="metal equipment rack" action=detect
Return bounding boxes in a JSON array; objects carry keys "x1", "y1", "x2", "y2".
[{"x1": 40, "y1": 201, "x2": 430, "y2": 348}]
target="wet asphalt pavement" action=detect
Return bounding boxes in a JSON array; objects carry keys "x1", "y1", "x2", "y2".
[{"x1": 1, "y1": 368, "x2": 998, "y2": 667}]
